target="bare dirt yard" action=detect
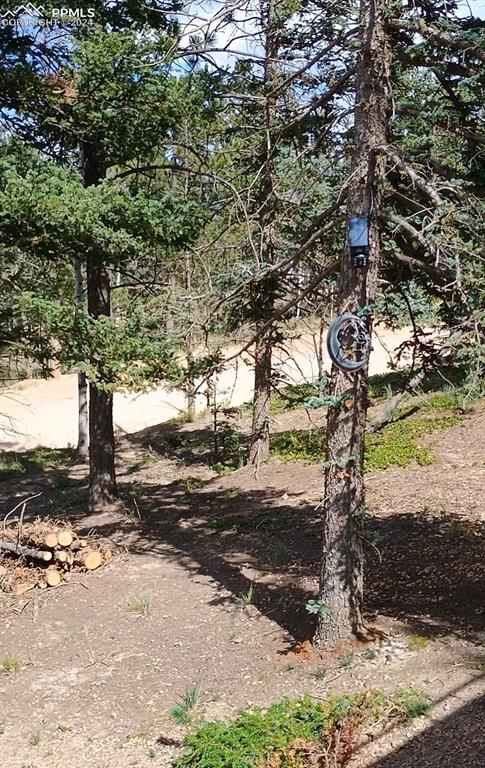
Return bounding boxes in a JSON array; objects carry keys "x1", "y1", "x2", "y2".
[
  {"x1": 0, "y1": 326, "x2": 414, "y2": 451},
  {"x1": 0, "y1": 393, "x2": 484, "y2": 768}
]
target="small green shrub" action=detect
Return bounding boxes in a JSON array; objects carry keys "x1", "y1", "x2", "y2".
[
  {"x1": 394, "y1": 689, "x2": 430, "y2": 722},
  {"x1": 305, "y1": 599, "x2": 330, "y2": 619},
  {"x1": 179, "y1": 476, "x2": 203, "y2": 492},
  {"x1": 236, "y1": 584, "x2": 254, "y2": 607},
  {"x1": 312, "y1": 666, "x2": 327, "y2": 680},
  {"x1": 338, "y1": 651, "x2": 354, "y2": 669},
  {"x1": 215, "y1": 425, "x2": 248, "y2": 471},
  {"x1": 173, "y1": 690, "x2": 428, "y2": 768},
  {"x1": 271, "y1": 381, "x2": 324, "y2": 413},
  {"x1": 174, "y1": 695, "x2": 328, "y2": 768}
]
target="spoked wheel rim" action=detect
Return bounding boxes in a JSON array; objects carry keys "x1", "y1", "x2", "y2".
[{"x1": 327, "y1": 313, "x2": 370, "y2": 372}]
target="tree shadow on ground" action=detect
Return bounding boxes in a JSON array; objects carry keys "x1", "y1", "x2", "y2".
[
  {"x1": 369, "y1": 685, "x2": 485, "y2": 768},
  {"x1": 1, "y1": 434, "x2": 483, "y2": 645},
  {"x1": 42, "y1": 467, "x2": 484, "y2": 645}
]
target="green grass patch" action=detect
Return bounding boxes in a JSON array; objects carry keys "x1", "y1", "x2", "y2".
[
  {"x1": 365, "y1": 413, "x2": 459, "y2": 471},
  {"x1": 270, "y1": 428, "x2": 325, "y2": 463},
  {"x1": 368, "y1": 370, "x2": 410, "y2": 402},
  {"x1": 270, "y1": 398, "x2": 460, "y2": 470},
  {"x1": 393, "y1": 689, "x2": 430, "y2": 722},
  {"x1": 368, "y1": 366, "x2": 469, "y2": 402},
  {"x1": 130, "y1": 597, "x2": 151, "y2": 617},
  {"x1": 0, "y1": 446, "x2": 74, "y2": 480},
  {"x1": 173, "y1": 690, "x2": 429, "y2": 768}
]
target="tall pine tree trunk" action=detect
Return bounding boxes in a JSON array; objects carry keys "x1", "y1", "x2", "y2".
[
  {"x1": 80, "y1": 142, "x2": 117, "y2": 510},
  {"x1": 248, "y1": 0, "x2": 278, "y2": 467},
  {"x1": 73, "y1": 257, "x2": 89, "y2": 461},
  {"x1": 314, "y1": 0, "x2": 392, "y2": 647}
]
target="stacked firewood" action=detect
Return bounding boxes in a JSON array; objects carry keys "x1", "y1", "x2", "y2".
[{"x1": 0, "y1": 518, "x2": 113, "y2": 595}]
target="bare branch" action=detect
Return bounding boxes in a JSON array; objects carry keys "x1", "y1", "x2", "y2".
[{"x1": 380, "y1": 146, "x2": 444, "y2": 208}]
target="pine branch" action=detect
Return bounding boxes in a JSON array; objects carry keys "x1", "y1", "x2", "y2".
[{"x1": 389, "y1": 18, "x2": 485, "y2": 64}]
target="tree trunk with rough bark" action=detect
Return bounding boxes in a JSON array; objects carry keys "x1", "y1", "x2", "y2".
[
  {"x1": 248, "y1": 0, "x2": 278, "y2": 467},
  {"x1": 315, "y1": 0, "x2": 392, "y2": 647},
  {"x1": 73, "y1": 257, "x2": 89, "y2": 461},
  {"x1": 80, "y1": 142, "x2": 118, "y2": 510}
]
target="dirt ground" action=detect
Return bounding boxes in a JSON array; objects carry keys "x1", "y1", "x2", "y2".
[
  {"x1": 0, "y1": 325, "x2": 414, "y2": 451},
  {"x1": 0, "y1": 403, "x2": 484, "y2": 767}
]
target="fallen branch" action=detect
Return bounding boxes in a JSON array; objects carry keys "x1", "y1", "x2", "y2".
[{"x1": 367, "y1": 369, "x2": 426, "y2": 435}]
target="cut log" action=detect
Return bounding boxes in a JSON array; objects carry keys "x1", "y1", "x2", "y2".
[
  {"x1": 0, "y1": 540, "x2": 52, "y2": 562},
  {"x1": 54, "y1": 550, "x2": 68, "y2": 564},
  {"x1": 77, "y1": 550, "x2": 103, "y2": 571},
  {"x1": 57, "y1": 530, "x2": 73, "y2": 547},
  {"x1": 38, "y1": 580, "x2": 48, "y2": 589},
  {"x1": 46, "y1": 570, "x2": 62, "y2": 587},
  {"x1": 44, "y1": 533, "x2": 59, "y2": 548}
]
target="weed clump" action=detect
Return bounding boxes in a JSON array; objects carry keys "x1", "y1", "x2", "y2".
[
  {"x1": 0, "y1": 655, "x2": 22, "y2": 674},
  {"x1": 170, "y1": 681, "x2": 201, "y2": 726}
]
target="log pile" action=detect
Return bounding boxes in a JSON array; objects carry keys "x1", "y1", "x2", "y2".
[{"x1": 0, "y1": 517, "x2": 113, "y2": 595}]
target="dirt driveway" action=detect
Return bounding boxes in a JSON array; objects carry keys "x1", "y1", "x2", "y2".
[{"x1": 1, "y1": 325, "x2": 413, "y2": 451}]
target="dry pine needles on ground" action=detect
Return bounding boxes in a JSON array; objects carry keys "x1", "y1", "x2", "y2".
[{"x1": 0, "y1": 516, "x2": 113, "y2": 595}]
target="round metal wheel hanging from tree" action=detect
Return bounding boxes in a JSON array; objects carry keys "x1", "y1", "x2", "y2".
[{"x1": 326, "y1": 313, "x2": 371, "y2": 373}]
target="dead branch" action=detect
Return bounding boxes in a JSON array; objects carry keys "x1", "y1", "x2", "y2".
[
  {"x1": 380, "y1": 145, "x2": 444, "y2": 207},
  {"x1": 366, "y1": 369, "x2": 425, "y2": 434}
]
